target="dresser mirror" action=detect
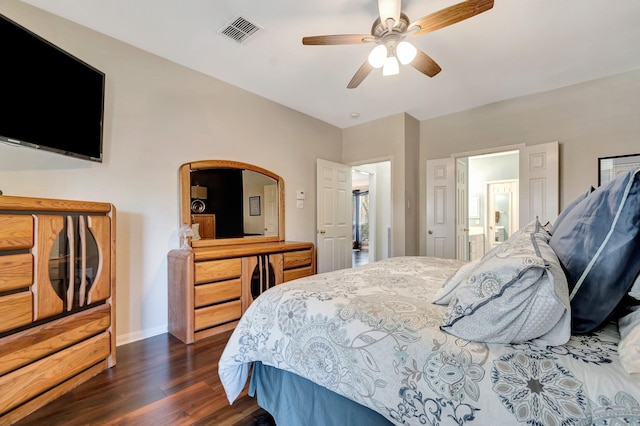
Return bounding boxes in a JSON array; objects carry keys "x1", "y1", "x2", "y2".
[{"x1": 179, "y1": 160, "x2": 285, "y2": 247}]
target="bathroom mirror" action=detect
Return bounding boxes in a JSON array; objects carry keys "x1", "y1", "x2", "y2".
[{"x1": 179, "y1": 160, "x2": 285, "y2": 247}]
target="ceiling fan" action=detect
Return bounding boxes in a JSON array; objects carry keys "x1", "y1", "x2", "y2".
[{"x1": 302, "y1": 0, "x2": 494, "y2": 89}]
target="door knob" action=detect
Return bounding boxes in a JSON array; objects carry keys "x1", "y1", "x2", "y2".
[
  {"x1": 464, "y1": 228, "x2": 469, "y2": 232},
  {"x1": 428, "y1": 230, "x2": 433, "y2": 235},
  {"x1": 318, "y1": 229, "x2": 326, "y2": 234}
]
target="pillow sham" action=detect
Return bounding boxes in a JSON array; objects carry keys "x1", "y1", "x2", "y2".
[
  {"x1": 434, "y1": 218, "x2": 553, "y2": 306},
  {"x1": 441, "y1": 231, "x2": 570, "y2": 345},
  {"x1": 629, "y1": 273, "x2": 640, "y2": 301},
  {"x1": 549, "y1": 168, "x2": 640, "y2": 334},
  {"x1": 433, "y1": 259, "x2": 480, "y2": 305},
  {"x1": 514, "y1": 218, "x2": 552, "y2": 240},
  {"x1": 551, "y1": 186, "x2": 595, "y2": 234},
  {"x1": 618, "y1": 305, "x2": 640, "y2": 375}
]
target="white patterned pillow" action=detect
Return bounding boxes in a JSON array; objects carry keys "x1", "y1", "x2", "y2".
[
  {"x1": 441, "y1": 231, "x2": 570, "y2": 345},
  {"x1": 629, "y1": 273, "x2": 640, "y2": 301},
  {"x1": 513, "y1": 218, "x2": 552, "y2": 240},
  {"x1": 619, "y1": 305, "x2": 640, "y2": 375},
  {"x1": 432, "y1": 259, "x2": 480, "y2": 305}
]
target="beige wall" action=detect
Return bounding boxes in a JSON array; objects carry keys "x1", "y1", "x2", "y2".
[
  {"x1": 418, "y1": 69, "x2": 640, "y2": 255},
  {"x1": 0, "y1": 1, "x2": 342, "y2": 344},
  {"x1": 342, "y1": 113, "x2": 420, "y2": 256},
  {"x1": 4, "y1": 0, "x2": 640, "y2": 343}
]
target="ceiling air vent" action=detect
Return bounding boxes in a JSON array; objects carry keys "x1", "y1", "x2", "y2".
[{"x1": 219, "y1": 15, "x2": 262, "y2": 45}]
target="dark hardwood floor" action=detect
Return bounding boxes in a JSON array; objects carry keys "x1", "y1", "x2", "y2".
[{"x1": 14, "y1": 331, "x2": 274, "y2": 426}]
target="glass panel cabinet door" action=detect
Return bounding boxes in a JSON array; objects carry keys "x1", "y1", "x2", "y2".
[
  {"x1": 48, "y1": 215, "x2": 100, "y2": 310},
  {"x1": 250, "y1": 255, "x2": 277, "y2": 300},
  {"x1": 246, "y1": 253, "x2": 283, "y2": 306},
  {"x1": 35, "y1": 214, "x2": 111, "y2": 320}
]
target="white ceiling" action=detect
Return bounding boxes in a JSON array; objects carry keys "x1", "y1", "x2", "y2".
[{"x1": 20, "y1": 0, "x2": 640, "y2": 129}]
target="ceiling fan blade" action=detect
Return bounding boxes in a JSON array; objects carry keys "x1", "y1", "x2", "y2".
[
  {"x1": 302, "y1": 35, "x2": 373, "y2": 45},
  {"x1": 409, "y1": 0, "x2": 494, "y2": 37},
  {"x1": 411, "y1": 49, "x2": 442, "y2": 77},
  {"x1": 378, "y1": 0, "x2": 401, "y2": 28},
  {"x1": 347, "y1": 61, "x2": 374, "y2": 89}
]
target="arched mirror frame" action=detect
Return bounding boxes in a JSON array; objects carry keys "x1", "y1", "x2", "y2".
[{"x1": 180, "y1": 160, "x2": 285, "y2": 248}]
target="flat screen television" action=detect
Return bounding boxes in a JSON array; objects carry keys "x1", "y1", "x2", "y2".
[{"x1": 0, "y1": 14, "x2": 105, "y2": 162}]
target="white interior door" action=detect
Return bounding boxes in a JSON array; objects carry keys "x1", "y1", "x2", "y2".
[
  {"x1": 455, "y1": 158, "x2": 469, "y2": 260},
  {"x1": 519, "y1": 141, "x2": 559, "y2": 225},
  {"x1": 426, "y1": 158, "x2": 456, "y2": 259},
  {"x1": 316, "y1": 159, "x2": 352, "y2": 273},
  {"x1": 263, "y1": 184, "x2": 277, "y2": 236},
  {"x1": 429, "y1": 142, "x2": 558, "y2": 260}
]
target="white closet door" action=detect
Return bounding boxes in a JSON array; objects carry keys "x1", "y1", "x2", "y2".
[
  {"x1": 426, "y1": 157, "x2": 456, "y2": 259},
  {"x1": 519, "y1": 141, "x2": 559, "y2": 226},
  {"x1": 316, "y1": 159, "x2": 352, "y2": 273}
]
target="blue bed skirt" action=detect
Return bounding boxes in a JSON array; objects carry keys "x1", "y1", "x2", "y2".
[{"x1": 249, "y1": 362, "x2": 393, "y2": 426}]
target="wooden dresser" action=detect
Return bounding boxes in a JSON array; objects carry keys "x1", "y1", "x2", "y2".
[
  {"x1": 0, "y1": 195, "x2": 116, "y2": 424},
  {"x1": 168, "y1": 241, "x2": 314, "y2": 343},
  {"x1": 169, "y1": 159, "x2": 316, "y2": 343}
]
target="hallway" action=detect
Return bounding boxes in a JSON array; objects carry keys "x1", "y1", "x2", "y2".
[{"x1": 353, "y1": 249, "x2": 369, "y2": 267}]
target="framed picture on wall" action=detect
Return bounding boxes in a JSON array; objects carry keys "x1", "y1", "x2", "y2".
[
  {"x1": 598, "y1": 153, "x2": 640, "y2": 186},
  {"x1": 249, "y1": 196, "x2": 261, "y2": 216}
]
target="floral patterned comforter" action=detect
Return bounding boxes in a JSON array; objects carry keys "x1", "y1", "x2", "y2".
[{"x1": 218, "y1": 256, "x2": 640, "y2": 425}]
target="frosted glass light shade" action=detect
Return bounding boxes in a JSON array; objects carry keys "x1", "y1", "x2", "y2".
[
  {"x1": 368, "y1": 45, "x2": 388, "y2": 68},
  {"x1": 396, "y1": 41, "x2": 417, "y2": 65},
  {"x1": 382, "y1": 56, "x2": 399, "y2": 76}
]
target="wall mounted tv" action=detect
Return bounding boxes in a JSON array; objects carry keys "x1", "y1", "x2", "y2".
[{"x1": 0, "y1": 14, "x2": 105, "y2": 162}]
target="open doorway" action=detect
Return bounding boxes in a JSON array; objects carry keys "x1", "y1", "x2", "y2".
[
  {"x1": 352, "y1": 161, "x2": 391, "y2": 267},
  {"x1": 427, "y1": 142, "x2": 558, "y2": 260},
  {"x1": 352, "y1": 186, "x2": 369, "y2": 266},
  {"x1": 466, "y1": 151, "x2": 519, "y2": 260}
]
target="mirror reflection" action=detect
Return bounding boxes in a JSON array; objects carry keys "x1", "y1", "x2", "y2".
[{"x1": 189, "y1": 168, "x2": 279, "y2": 240}]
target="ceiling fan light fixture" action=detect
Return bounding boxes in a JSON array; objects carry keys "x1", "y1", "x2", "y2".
[
  {"x1": 396, "y1": 41, "x2": 417, "y2": 65},
  {"x1": 368, "y1": 45, "x2": 388, "y2": 68},
  {"x1": 382, "y1": 56, "x2": 399, "y2": 76},
  {"x1": 378, "y1": 0, "x2": 401, "y2": 28}
]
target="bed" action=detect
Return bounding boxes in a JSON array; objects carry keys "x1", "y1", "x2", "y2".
[{"x1": 219, "y1": 167, "x2": 640, "y2": 425}]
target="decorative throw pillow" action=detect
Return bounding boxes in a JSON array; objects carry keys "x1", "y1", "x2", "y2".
[
  {"x1": 434, "y1": 218, "x2": 552, "y2": 306},
  {"x1": 514, "y1": 218, "x2": 552, "y2": 240},
  {"x1": 551, "y1": 186, "x2": 595, "y2": 234},
  {"x1": 441, "y1": 231, "x2": 570, "y2": 345},
  {"x1": 549, "y1": 168, "x2": 640, "y2": 334},
  {"x1": 433, "y1": 259, "x2": 480, "y2": 305},
  {"x1": 629, "y1": 273, "x2": 640, "y2": 301},
  {"x1": 618, "y1": 305, "x2": 640, "y2": 375}
]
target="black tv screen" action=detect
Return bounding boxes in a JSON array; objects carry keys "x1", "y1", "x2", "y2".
[{"x1": 0, "y1": 14, "x2": 105, "y2": 162}]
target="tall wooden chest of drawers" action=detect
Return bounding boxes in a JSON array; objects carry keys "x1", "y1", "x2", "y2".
[{"x1": 0, "y1": 195, "x2": 116, "y2": 424}]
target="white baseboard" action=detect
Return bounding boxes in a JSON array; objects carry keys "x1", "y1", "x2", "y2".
[{"x1": 116, "y1": 324, "x2": 167, "y2": 346}]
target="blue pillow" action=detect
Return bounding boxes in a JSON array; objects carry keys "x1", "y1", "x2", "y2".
[
  {"x1": 551, "y1": 186, "x2": 595, "y2": 234},
  {"x1": 549, "y1": 168, "x2": 640, "y2": 334}
]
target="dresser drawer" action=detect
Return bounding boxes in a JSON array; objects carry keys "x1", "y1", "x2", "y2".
[
  {"x1": 194, "y1": 258, "x2": 241, "y2": 284},
  {"x1": 284, "y1": 265, "x2": 314, "y2": 282},
  {"x1": 194, "y1": 300, "x2": 242, "y2": 331},
  {"x1": 283, "y1": 249, "x2": 312, "y2": 270},
  {"x1": 0, "y1": 292, "x2": 33, "y2": 333},
  {"x1": 0, "y1": 253, "x2": 33, "y2": 292},
  {"x1": 0, "y1": 215, "x2": 33, "y2": 250},
  {"x1": 194, "y1": 278, "x2": 241, "y2": 308}
]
